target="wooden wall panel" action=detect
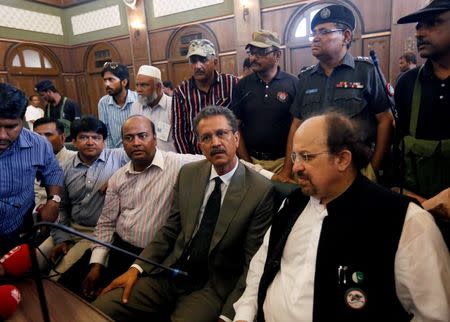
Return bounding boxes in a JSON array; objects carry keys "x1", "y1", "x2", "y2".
[
  {"x1": 206, "y1": 18, "x2": 236, "y2": 52},
  {"x1": 0, "y1": 41, "x2": 14, "y2": 70},
  {"x1": 290, "y1": 46, "x2": 317, "y2": 77},
  {"x1": 47, "y1": 46, "x2": 73, "y2": 73},
  {"x1": 363, "y1": 36, "x2": 391, "y2": 80},
  {"x1": 261, "y1": 6, "x2": 298, "y2": 45},
  {"x1": 110, "y1": 38, "x2": 133, "y2": 65},
  {"x1": 153, "y1": 62, "x2": 169, "y2": 82},
  {"x1": 353, "y1": 0, "x2": 392, "y2": 33},
  {"x1": 63, "y1": 75, "x2": 78, "y2": 104},
  {"x1": 76, "y1": 75, "x2": 90, "y2": 115},
  {"x1": 149, "y1": 30, "x2": 172, "y2": 62},
  {"x1": 219, "y1": 54, "x2": 237, "y2": 75}
]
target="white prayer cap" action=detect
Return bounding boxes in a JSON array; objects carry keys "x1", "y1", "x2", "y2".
[{"x1": 137, "y1": 65, "x2": 161, "y2": 79}]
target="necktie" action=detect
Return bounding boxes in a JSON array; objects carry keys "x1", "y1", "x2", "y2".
[{"x1": 186, "y1": 176, "x2": 223, "y2": 268}]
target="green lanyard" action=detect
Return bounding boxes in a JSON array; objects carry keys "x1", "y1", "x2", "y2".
[
  {"x1": 46, "y1": 97, "x2": 67, "y2": 119},
  {"x1": 409, "y1": 66, "x2": 424, "y2": 138}
]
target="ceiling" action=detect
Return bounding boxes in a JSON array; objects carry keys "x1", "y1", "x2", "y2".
[{"x1": 28, "y1": 0, "x2": 96, "y2": 8}]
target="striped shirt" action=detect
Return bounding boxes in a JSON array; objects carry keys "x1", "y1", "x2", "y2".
[
  {"x1": 172, "y1": 71, "x2": 238, "y2": 154},
  {"x1": 0, "y1": 129, "x2": 63, "y2": 237},
  {"x1": 98, "y1": 89, "x2": 138, "y2": 148},
  {"x1": 90, "y1": 149, "x2": 205, "y2": 265},
  {"x1": 52, "y1": 148, "x2": 129, "y2": 244}
]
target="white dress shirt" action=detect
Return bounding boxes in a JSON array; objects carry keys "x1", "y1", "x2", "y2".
[
  {"x1": 233, "y1": 200, "x2": 450, "y2": 322},
  {"x1": 25, "y1": 105, "x2": 44, "y2": 130},
  {"x1": 130, "y1": 93, "x2": 176, "y2": 152}
]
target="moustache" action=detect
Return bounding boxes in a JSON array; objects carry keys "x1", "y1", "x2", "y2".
[
  {"x1": 416, "y1": 39, "x2": 431, "y2": 47},
  {"x1": 210, "y1": 148, "x2": 226, "y2": 156},
  {"x1": 296, "y1": 172, "x2": 310, "y2": 181},
  {"x1": 0, "y1": 140, "x2": 10, "y2": 145}
]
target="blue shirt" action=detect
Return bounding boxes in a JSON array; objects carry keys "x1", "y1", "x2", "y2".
[
  {"x1": 0, "y1": 128, "x2": 63, "y2": 237},
  {"x1": 98, "y1": 90, "x2": 138, "y2": 148},
  {"x1": 52, "y1": 148, "x2": 129, "y2": 243}
]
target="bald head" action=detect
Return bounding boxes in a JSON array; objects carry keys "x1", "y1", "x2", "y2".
[{"x1": 122, "y1": 115, "x2": 155, "y2": 136}]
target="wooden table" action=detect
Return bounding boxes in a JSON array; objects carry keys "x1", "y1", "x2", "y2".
[{"x1": 7, "y1": 278, "x2": 113, "y2": 322}]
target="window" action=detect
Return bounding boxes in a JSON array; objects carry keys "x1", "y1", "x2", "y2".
[
  {"x1": 293, "y1": 6, "x2": 326, "y2": 40},
  {"x1": 7, "y1": 45, "x2": 59, "y2": 75}
]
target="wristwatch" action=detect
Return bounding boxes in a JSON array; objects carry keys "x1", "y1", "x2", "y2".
[{"x1": 47, "y1": 195, "x2": 61, "y2": 203}]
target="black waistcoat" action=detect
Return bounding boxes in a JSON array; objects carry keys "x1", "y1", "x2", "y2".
[{"x1": 257, "y1": 175, "x2": 412, "y2": 322}]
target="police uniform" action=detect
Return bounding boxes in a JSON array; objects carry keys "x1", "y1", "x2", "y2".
[{"x1": 291, "y1": 52, "x2": 391, "y2": 144}]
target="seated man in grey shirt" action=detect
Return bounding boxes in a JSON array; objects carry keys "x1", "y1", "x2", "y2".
[{"x1": 38, "y1": 116, "x2": 128, "y2": 280}]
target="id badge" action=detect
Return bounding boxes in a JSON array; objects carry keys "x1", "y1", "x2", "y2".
[{"x1": 156, "y1": 121, "x2": 170, "y2": 141}]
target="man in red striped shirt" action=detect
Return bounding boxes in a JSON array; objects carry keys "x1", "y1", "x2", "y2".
[{"x1": 172, "y1": 39, "x2": 239, "y2": 154}]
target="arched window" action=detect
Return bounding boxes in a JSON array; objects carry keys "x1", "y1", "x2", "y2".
[{"x1": 7, "y1": 45, "x2": 59, "y2": 75}]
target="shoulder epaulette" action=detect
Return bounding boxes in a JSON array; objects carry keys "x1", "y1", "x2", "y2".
[
  {"x1": 354, "y1": 56, "x2": 373, "y2": 64},
  {"x1": 298, "y1": 64, "x2": 315, "y2": 76}
]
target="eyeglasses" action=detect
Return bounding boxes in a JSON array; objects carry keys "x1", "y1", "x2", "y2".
[
  {"x1": 123, "y1": 132, "x2": 151, "y2": 143},
  {"x1": 199, "y1": 128, "x2": 234, "y2": 144},
  {"x1": 77, "y1": 134, "x2": 104, "y2": 143},
  {"x1": 103, "y1": 62, "x2": 119, "y2": 69},
  {"x1": 309, "y1": 28, "x2": 344, "y2": 40},
  {"x1": 246, "y1": 48, "x2": 277, "y2": 58},
  {"x1": 291, "y1": 151, "x2": 330, "y2": 164}
]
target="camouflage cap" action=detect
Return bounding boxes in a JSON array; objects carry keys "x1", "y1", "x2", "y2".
[
  {"x1": 246, "y1": 30, "x2": 281, "y2": 49},
  {"x1": 186, "y1": 39, "x2": 216, "y2": 58}
]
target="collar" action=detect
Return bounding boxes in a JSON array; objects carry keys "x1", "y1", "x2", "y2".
[
  {"x1": 326, "y1": 173, "x2": 364, "y2": 213},
  {"x1": 254, "y1": 66, "x2": 282, "y2": 82},
  {"x1": 74, "y1": 148, "x2": 107, "y2": 167},
  {"x1": 208, "y1": 156, "x2": 239, "y2": 186},
  {"x1": 56, "y1": 146, "x2": 67, "y2": 157},
  {"x1": 17, "y1": 128, "x2": 33, "y2": 149},
  {"x1": 312, "y1": 52, "x2": 355, "y2": 74},
  {"x1": 189, "y1": 70, "x2": 220, "y2": 90},
  {"x1": 143, "y1": 93, "x2": 170, "y2": 111},
  {"x1": 107, "y1": 90, "x2": 134, "y2": 107},
  {"x1": 421, "y1": 59, "x2": 436, "y2": 79},
  {"x1": 125, "y1": 148, "x2": 164, "y2": 174}
]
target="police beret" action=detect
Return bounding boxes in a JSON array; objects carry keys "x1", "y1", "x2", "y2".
[
  {"x1": 311, "y1": 5, "x2": 356, "y2": 31},
  {"x1": 398, "y1": 0, "x2": 450, "y2": 24}
]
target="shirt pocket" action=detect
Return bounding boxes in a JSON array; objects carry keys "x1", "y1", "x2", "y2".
[
  {"x1": 332, "y1": 89, "x2": 365, "y2": 118},
  {"x1": 301, "y1": 93, "x2": 322, "y2": 117}
]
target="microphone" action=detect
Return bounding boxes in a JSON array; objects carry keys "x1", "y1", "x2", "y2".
[
  {"x1": 369, "y1": 50, "x2": 398, "y2": 119},
  {"x1": 0, "y1": 244, "x2": 32, "y2": 277},
  {"x1": 0, "y1": 284, "x2": 21, "y2": 320}
]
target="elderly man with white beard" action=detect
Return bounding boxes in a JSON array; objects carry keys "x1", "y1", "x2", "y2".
[{"x1": 130, "y1": 65, "x2": 176, "y2": 152}]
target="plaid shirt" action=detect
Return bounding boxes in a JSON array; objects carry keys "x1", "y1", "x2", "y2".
[{"x1": 172, "y1": 71, "x2": 238, "y2": 154}]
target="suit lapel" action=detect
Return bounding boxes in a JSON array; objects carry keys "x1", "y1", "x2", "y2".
[
  {"x1": 184, "y1": 161, "x2": 211, "y2": 244},
  {"x1": 209, "y1": 162, "x2": 248, "y2": 252}
]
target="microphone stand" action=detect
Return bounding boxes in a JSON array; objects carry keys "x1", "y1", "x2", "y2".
[
  {"x1": 28, "y1": 222, "x2": 188, "y2": 322},
  {"x1": 27, "y1": 236, "x2": 50, "y2": 322}
]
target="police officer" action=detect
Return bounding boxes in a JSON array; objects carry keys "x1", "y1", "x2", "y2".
[
  {"x1": 395, "y1": 0, "x2": 450, "y2": 199},
  {"x1": 286, "y1": 4, "x2": 395, "y2": 180}
]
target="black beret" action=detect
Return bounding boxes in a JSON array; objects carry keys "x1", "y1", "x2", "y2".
[
  {"x1": 398, "y1": 0, "x2": 450, "y2": 24},
  {"x1": 311, "y1": 5, "x2": 355, "y2": 31},
  {"x1": 34, "y1": 79, "x2": 54, "y2": 92}
]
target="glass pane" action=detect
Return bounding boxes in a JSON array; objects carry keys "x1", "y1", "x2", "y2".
[
  {"x1": 23, "y1": 49, "x2": 41, "y2": 68},
  {"x1": 295, "y1": 18, "x2": 307, "y2": 37},
  {"x1": 12, "y1": 54, "x2": 21, "y2": 67},
  {"x1": 43, "y1": 57, "x2": 52, "y2": 68}
]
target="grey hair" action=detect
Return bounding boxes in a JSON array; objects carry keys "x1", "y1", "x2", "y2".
[{"x1": 193, "y1": 106, "x2": 238, "y2": 136}]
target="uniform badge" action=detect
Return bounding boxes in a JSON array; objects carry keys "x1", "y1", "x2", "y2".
[
  {"x1": 386, "y1": 83, "x2": 395, "y2": 96},
  {"x1": 277, "y1": 91, "x2": 288, "y2": 103},
  {"x1": 352, "y1": 271, "x2": 364, "y2": 283},
  {"x1": 345, "y1": 288, "x2": 367, "y2": 310},
  {"x1": 320, "y1": 8, "x2": 331, "y2": 19}
]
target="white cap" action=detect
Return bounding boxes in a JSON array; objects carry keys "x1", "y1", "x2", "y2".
[{"x1": 137, "y1": 65, "x2": 161, "y2": 79}]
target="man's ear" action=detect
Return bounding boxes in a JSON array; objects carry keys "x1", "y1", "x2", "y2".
[
  {"x1": 343, "y1": 29, "x2": 352, "y2": 47},
  {"x1": 336, "y1": 149, "x2": 352, "y2": 171}
]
